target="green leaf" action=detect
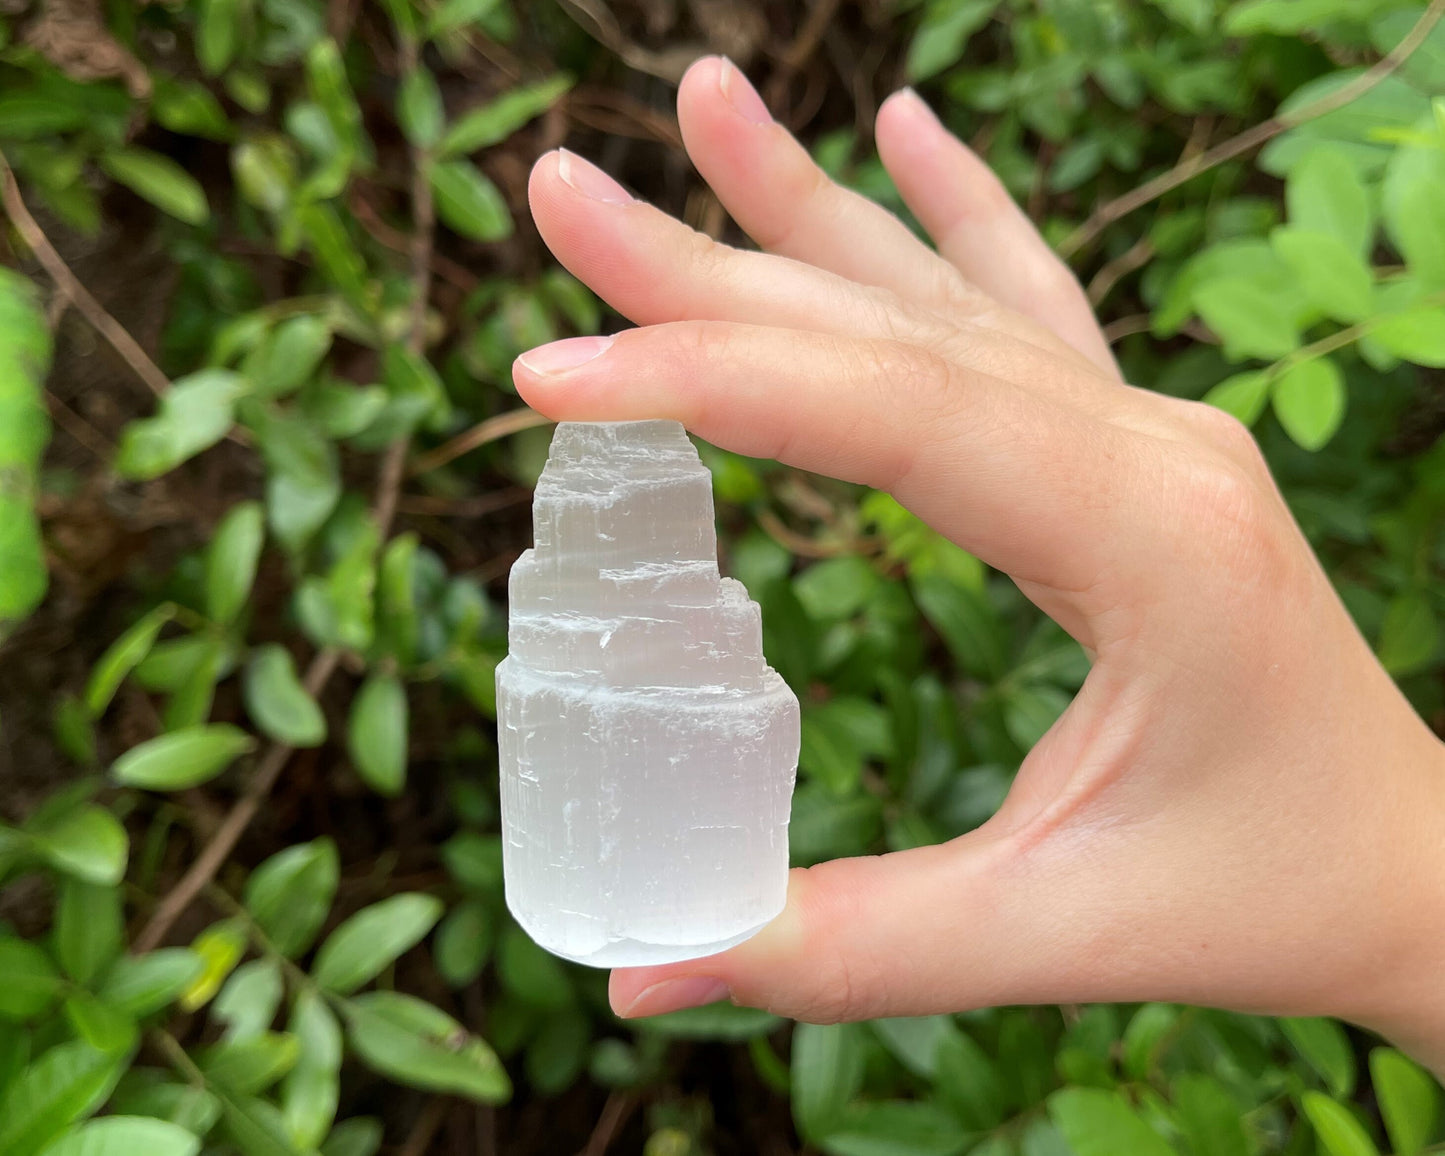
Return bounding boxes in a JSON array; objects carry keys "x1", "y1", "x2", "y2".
[
  {"x1": 100, "y1": 149, "x2": 209, "y2": 226},
  {"x1": 205, "y1": 502, "x2": 265, "y2": 625},
  {"x1": 179, "y1": 920, "x2": 248, "y2": 1012},
  {"x1": 311, "y1": 892, "x2": 443, "y2": 995},
  {"x1": 30, "y1": 805, "x2": 127, "y2": 886},
  {"x1": 1272, "y1": 358, "x2": 1346, "y2": 452},
  {"x1": 55, "y1": 880, "x2": 123, "y2": 987},
  {"x1": 1383, "y1": 145, "x2": 1445, "y2": 286},
  {"x1": 200, "y1": 1033, "x2": 301, "y2": 1096},
  {"x1": 1194, "y1": 277, "x2": 1300, "y2": 360},
  {"x1": 197, "y1": 0, "x2": 240, "y2": 75},
  {"x1": 440, "y1": 75, "x2": 572, "y2": 155},
  {"x1": 0, "y1": 938, "x2": 63, "y2": 1020},
  {"x1": 1281, "y1": 1017, "x2": 1356, "y2": 1098},
  {"x1": 1372, "y1": 306, "x2": 1445, "y2": 367},
  {"x1": 281, "y1": 990, "x2": 342, "y2": 1149},
  {"x1": 1377, "y1": 593, "x2": 1438, "y2": 677},
  {"x1": 85, "y1": 605, "x2": 176, "y2": 716},
  {"x1": 343, "y1": 991, "x2": 511, "y2": 1103},
  {"x1": 97, "y1": 950, "x2": 204, "y2": 1018},
  {"x1": 1003, "y1": 684, "x2": 1070, "y2": 750},
  {"x1": 37, "y1": 1116, "x2": 200, "y2": 1156},
  {"x1": 1287, "y1": 146, "x2": 1373, "y2": 255},
  {"x1": 792, "y1": 1023, "x2": 867, "y2": 1143},
  {"x1": 111, "y1": 725, "x2": 255, "y2": 791},
  {"x1": 243, "y1": 646, "x2": 326, "y2": 747},
  {"x1": 240, "y1": 317, "x2": 333, "y2": 399},
  {"x1": 440, "y1": 832, "x2": 503, "y2": 893},
  {"x1": 398, "y1": 68, "x2": 445, "y2": 148},
  {"x1": 246, "y1": 406, "x2": 342, "y2": 554},
  {"x1": 213, "y1": 960, "x2": 284, "y2": 1043},
  {"x1": 302, "y1": 382, "x2": 389, "y2": 439},
  {"x1": 434, "y1": 898, "x2": 493, "y2": 988},
  {"x1": 61, "y1": 994, "x2": 137, "y2": 1055},
  {"x1": 347, "y1": 673, "x2": 408, "y2": 796},
  {"x1": 870, "y1": 1017, "x2": 953, "y2": 1079},
  {"x1": 913, "y1": 574, "x2": 1006, "y2": 679},
  {"x1": 428, "y1": 0, "x2": 502, "y2": 35},
  {"x1": 1371, "y1": 1047, "x2": 1437, "y2": 1156},
  {"x1": 905, "y1": 0, "x2": 996, "y2": 82},
  {"x1": 1301, "y1": 1091, "x2": 1380, "y2": 1156},
  {"x1": 525, "y1": 1010, "x2": 589, "y2": 1095},
  {"x1": 1172, "y1": 1074, "x2": 1248, "y2": 1156},
  {"x1": 428, "y1": 160, "x2": 513, "y2": 241},
  {"x1": 0, "y1": 1040, "x2": 128, "y2": 1156},
  {"x1": 819, "y1": 1100, "x2": 971, "y2": 1156},
  {"x1": 107, "y1": 1077, "x2": 218, "y2": 1136},
  {"x1": 1122, "y1": 1004, "x2": 1178, "y2": 1079},
  {"x1": 1271, "y1": 227, "x2": 1374, "y2": 323},
  {"x1": 496, "y1": 925, "x2": 573, "y2": 1010},
  {"x1": 319, "y1": 1118, "x2": 383, "y2": 1156},
  {"x1": 152, "y1": 77, "x2": 232, "y2": 141},
  {"x1": 634, "y1": 1002, "x2": 782, "y2": 1040},
  {"x1": 216, "y1": 1093, "x2": 302, "y2": 1156},
  {"x1": 1047, "y1": 1088, "x2": 1177, "y2": 1156},
  {"x1": 115, "y1": 371, "x2": 246, "y2": 481},
  {"x1": 1203, "y1": 371, "x2": 1272, "y2": 427},
  {"x1": 799, "y1": 706, "x2": 865, "y2": 795},
  {"x1": 934, "y1": 1029, "x2": 1005, "y2": 1130},
  {"x1": 244, "y1": 839, "x2": 340, "y2": 959},
  {"x1": 794, "y1": 556, "x2": 881, "y2": 622}
]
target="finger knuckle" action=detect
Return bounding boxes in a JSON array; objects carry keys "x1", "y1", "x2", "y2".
[
  {"x1": 777, "y1": 863, "x2": 881, "y2": 1024},
  {"x1": 1182, "y1": 399, "x2": 1269, "y2": 471}
]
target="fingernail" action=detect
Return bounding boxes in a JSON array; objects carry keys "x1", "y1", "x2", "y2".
[
  {"x1": 619, "y1": 976, "x2": 730, "y2": 1019},
  {"x1": 556, "y1": 149, "x2": 633, "y2": 204},
  {"x1": 718, "y1": 57, "x2": 772, "y2": 125},
  {"x1": 517, "y1": 334, "x2": 615, "y2": 375},
  {"x1": 896, "y1": 86, "x2": 941, "y2": 126}
]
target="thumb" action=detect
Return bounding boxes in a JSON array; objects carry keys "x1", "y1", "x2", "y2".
[{"x1": 608, "y1": 826, "x2": 1087, "y2": 1023}]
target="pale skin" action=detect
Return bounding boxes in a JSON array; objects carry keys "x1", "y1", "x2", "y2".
[{"x1": 511, "y1": 56, "x2": 1445, "y2": 1075}]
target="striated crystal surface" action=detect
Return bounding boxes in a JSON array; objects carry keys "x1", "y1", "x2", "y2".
[{"x1": 496, "y1": 420, "x2": 800, "y2": 967}]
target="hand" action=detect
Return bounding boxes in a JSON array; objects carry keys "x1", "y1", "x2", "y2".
[{"x1": 511, "y1": 57, "x2": 1445, "y2": 1068}]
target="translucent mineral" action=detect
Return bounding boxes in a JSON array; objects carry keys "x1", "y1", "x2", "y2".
[{"x1": 496, "y1": 420, "x2": 800, "y2": 968}]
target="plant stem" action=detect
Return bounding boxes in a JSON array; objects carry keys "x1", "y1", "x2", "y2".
[{"x1": 1059, "y1": 0, "x2": 1445, "y2": 259}]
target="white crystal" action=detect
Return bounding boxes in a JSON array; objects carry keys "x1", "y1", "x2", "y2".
[{"x1": 496, "y1": 420, "x2": 800, "y2": 967}]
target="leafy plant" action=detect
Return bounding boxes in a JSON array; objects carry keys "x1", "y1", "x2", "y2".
[{"x1": 1, "y1": 0, "x2": 1444, "y2": 1152}]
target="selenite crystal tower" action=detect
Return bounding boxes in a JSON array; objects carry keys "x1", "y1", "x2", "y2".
[{"x1": 496, "y1": 421, "x2": 800, "y2": 967}]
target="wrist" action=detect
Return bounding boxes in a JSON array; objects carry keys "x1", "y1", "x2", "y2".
[{"x1": 1332, "y1": 720, "x2": 1445, "y2": 1076}]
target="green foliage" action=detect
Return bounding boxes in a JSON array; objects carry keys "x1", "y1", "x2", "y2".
[{"x1": 1, "y1": 0, "x2": 1443, "y2": 1152}]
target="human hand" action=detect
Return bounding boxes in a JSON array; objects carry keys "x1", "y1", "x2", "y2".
[{"x1": 511, "y1": 57, "x2": 1445, "y2": 1068}]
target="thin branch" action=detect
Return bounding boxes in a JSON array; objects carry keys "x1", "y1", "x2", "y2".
[
  {"x1": 408, "y1": 407, "x2": 553, "y2": 476},
  {"x1": 578, "y1": 1093, "x2": 635, "y2": 1156},
  {"x1": 1087, "y1": 237, "x2": 1153, "y2": 306},
  {"x1": 134, "y1": 36, "x2": 437, "y2": 954},
  {"x1": 0, "y1": 150, "x2": 171, "y2": 397},
  {"x1": 400, "y1": 1096, "x2": 451, "y2": 1156},
  {"x1": 134, "y1": 647, "x2": 341, "y2": 952},
  {"x1": 1059, "y1": 0, "x2": 1445, "y2": 258}
]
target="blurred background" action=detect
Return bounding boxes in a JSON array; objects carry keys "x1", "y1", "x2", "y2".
[{"x1": 1, "y1": 0, "x2": 1444, "y2": 1154}]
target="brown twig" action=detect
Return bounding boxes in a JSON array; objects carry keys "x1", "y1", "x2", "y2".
[
  {"x1": 45, "y1": 391, "x2": 113, "y2": 459},
  {"x1": 1087, "y1": 237, "x2": 1154, "y2": 306},
  {"x1": 1058, "y1": 0, "x2": 1445, "y2": 258},
  {"x1": 133, "y1": 36, "x2": 438, "y2": 954},
  {"x1": 0, "y1": 151, "x2": 171, "y2": 398},
  {"x1": 578, "y1": 1093, "x2": 636, "y2": 1156},
  {"x1": 408, "y1": 407, "x2": 553, "y2": 476},
  {"x1": 395, "y1": 488, "x2": 531, "y2": 518},
  {"x1": 134, "y1": 647, "x2": 341, "y2": 951},
  {"x1": 350, "y1": 189, "x2": 479, "y2": 293},
  {"x1": 399, "y1": 1095, "x2": 451, "y2": 1156}
]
